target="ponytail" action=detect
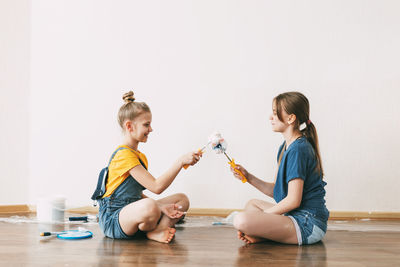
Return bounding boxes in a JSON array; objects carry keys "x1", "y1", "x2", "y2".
[{"x1": 301, "y1": 120, "x2": 324, "y2": 177}]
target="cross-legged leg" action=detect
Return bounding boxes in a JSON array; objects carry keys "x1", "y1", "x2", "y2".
[
  {"x1": 244, "y1": 198, "x2": 275, "y2": 212},
  {"x1": 155, "y1": 193, "x2": 190, "y2": 228},
  {"x1": 119, "y1": 198, "x2": 163, "y2": 235},
  {"x1": 233, "y1": 210, "x2": 298, "y2": 245},
  {"x1": 145, "y1": 193, "x2": 190, "y2": 243}
]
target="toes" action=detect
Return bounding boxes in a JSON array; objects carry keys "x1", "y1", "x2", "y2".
[
  {"x1": 167, "y1": 228, "x2": 176, "y2": 242},
  {"x1": 239, "y1": 236, "x2": 247, "y2": 242}
]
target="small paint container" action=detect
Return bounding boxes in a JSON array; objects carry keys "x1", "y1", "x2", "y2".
[{"x1": 36, "y1": 196, "x2": 66, "y2": 223}]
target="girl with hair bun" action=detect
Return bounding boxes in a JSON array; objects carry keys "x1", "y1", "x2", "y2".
[
  {"x1": 97, "y1": 91, "x2": 202, "y2": 243},
  {"x1": 230, "y1": 91, "x2": 329, "y2": 245}
]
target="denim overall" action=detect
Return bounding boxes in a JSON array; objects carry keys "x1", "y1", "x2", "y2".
[{"x1": 98, "y1": 148, "x2": 146, "y2": 239}]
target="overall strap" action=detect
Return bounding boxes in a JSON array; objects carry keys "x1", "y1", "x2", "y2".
[
  {"x1": 91, "y1": 147, "x2": 127, "y2": 202},
  {"x1": 138, "y1": 157, "x2": 147, "y2": 170},
  {"x1": 107, "y1": 147, "x2": 127, "y2": 166}
]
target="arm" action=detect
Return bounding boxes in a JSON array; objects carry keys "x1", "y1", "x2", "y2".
[
  {"x1": 264, "y1": 178, "x2": 304, "y2": 215},
  {"x1": 129, "y1": 151, "x2": 201, "y2": 194},
  {"x1": 247, "y1": 173, "x2": 275, "y2": 198},
  {"x1": 231, "y1": 165, "x2": 275, "y2": 198}
]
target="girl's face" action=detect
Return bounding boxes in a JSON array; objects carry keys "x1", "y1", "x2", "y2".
[
  {"x1": 128, "y1": 112, "x2": 153, "y2": 143},
  {"x1": 269, "y1": 100, "x2": 291, "y2": 132}
]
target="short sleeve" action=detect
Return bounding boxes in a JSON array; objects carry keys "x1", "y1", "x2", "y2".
[
  {"x1": 110, "y1": 149, "x2": 142, "y2": 177},
  {"x1": 284, "y1": 149, "x2": 308, "y2": 183}
]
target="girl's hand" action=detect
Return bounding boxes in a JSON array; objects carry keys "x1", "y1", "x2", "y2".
[
  {"x1": 230, "y1": 164, "x2": 249, "y2": 181},
  {"x1": 160, "y1": 203, "x2": 185, "y2": 219},
  {"x1": 180, "y1": 151, "x2": 202, "y2": 168}
]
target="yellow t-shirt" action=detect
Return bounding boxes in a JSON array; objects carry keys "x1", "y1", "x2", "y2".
[{"x1": 103, "y1": 145, "x2": 148, "y2": 198}]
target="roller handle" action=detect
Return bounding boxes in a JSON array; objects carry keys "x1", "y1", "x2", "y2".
[
  {"x1": 228, "y1": 159, "x2": 247, "y2": 183},
  {"x1": 183, "y1": 149, "x2": 203, "y2": 169},
  {"x1": 69, "y1": 216, "x2": 88, "y2": 222}
]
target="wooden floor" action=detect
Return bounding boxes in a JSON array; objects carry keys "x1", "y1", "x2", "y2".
[{"x1": 1, "y1": 215, "x2": 400, "y2": 266}]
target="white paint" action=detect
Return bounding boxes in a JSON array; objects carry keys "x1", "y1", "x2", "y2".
[{"x1": 1, "y1": 1, "x2": 399, "y2": 212}]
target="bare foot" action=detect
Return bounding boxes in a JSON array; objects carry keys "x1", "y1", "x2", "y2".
[
  {"x1": 237, "y1": 231, "x2": 264, "y2": 244},
  {"x1": 146, "y1": 227, "x2": 176, "y2": 243}
]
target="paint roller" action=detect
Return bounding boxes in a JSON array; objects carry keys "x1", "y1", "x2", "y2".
[{"x1": 209, "y1": 132, "x2": 247, "y2": 183}]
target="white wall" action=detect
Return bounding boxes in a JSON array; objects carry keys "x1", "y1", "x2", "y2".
[
  {"x1": 3, "y1": 0, "x2": 400, "y2": 212},
  {"x1": 0, "y1": 0, "x2": 30, "y2": 204}
]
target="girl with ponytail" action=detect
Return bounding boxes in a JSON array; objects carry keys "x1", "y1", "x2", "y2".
[{"x1": 230, "y1": 92, "x2": 329, "y2": 245}]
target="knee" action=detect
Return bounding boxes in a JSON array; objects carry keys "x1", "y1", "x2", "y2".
[
  {"x1": 245, "y1": 199, "x2": 258, "y2": 209},
  {"x1": 233, "y1": 212, "x2": 250, "y2": 232},
  {"x1": 141, "y1": 198, "x2": 161, "y2": 222},
  {"x1": 175, "y1": 193, "x2": 190, "y2": 210}
]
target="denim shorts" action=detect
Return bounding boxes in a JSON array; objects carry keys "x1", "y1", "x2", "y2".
[
  {"x1": 286, "y1": 209, "x2": 327, "y2": 245},
  {"x1": 98, "y1": 197, "x2": 144, "y2": 239}
]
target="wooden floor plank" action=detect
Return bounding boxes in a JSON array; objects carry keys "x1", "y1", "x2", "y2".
[{"x1": 0, "y1": 215, "x2": 399, "y2": 266}]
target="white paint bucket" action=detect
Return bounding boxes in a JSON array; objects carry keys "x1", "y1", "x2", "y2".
[{"x1": 36, "y1": 196, "x2": 66, "y2": 223}]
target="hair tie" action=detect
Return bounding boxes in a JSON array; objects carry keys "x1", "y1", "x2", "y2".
[{"x1": 307, "y1": 119, "x2": 311, "y2": 125}]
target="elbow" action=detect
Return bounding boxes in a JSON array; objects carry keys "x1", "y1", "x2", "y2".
[
  {"x1": 288, "y1": 198, "x2": 302, "y2": 210},
  {"x1": 293, "y1": 199, "x2": 302, "y2": 209},
  {"x1": 293, "y1": 202, "x2": 301, "y2": 210},
  {"x1": 147, "y1": 185, "x2": 163, "y2": 195},
  {"x1": 153, "y1": 185, "x2": 164, "y2": 195},
  {"x1": 155, "y1": 189, "x2": 163, "y2": 195}
]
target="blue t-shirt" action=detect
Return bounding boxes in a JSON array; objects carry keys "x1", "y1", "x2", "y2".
[{"x1": 273, "y1": 136, "x2": 329, "y2": 221}]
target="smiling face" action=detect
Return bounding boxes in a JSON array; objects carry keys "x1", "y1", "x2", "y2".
[{"x1": 126, "y1": 111, "x2": 153, "y2": 143}]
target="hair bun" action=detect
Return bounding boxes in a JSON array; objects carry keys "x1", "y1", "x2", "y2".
[{"x1": 122, "y1": 91, "x2": 135, "y2": 103}]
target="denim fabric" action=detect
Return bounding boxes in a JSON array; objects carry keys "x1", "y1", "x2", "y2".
[
  {"x1": 286, "y1": 209, "x2": 327, "y2": 245},
  {"x1": 98, "y1": 175, "x2": 144, "y2": 239}
]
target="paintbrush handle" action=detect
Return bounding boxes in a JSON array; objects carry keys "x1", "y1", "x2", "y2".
[
  {"x1": 228, "y1": 159, "x2": 247, "y2": 183},
  {"x1": 40, "y1": 231, "x2": 63, "y2": 236},
  {"x1": 183, "y1": 148, "x2": 204, "y2": 169}
]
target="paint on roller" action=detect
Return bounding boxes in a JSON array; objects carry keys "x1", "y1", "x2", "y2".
[
  {"x1": 208, "y1": 132, "x2": 247, "y2": 183},
  {"x1": 209, "y1": 132, "x2": 227, "y2": 154}
]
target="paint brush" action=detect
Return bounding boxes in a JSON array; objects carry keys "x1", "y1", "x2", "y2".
[{"x1": 40, "y1": 231, "x2": 65, "y2": 236}]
